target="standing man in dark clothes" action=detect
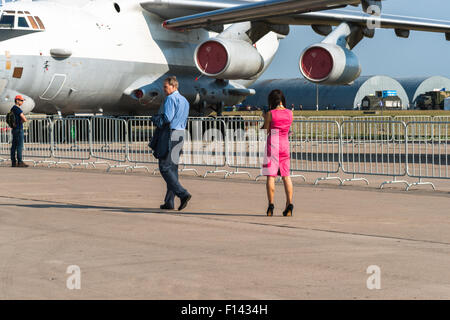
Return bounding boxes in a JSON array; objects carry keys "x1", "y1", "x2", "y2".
[
  {"x1": 10, "y1": 95, "x2": 28, "y2": 167},
  {"x1": 158, "y1": 76, "x2": 191, "y2": 211}
]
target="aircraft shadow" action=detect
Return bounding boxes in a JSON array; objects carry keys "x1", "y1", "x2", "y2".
[{"x1": 0, "y1": 203, "x2": 262, "y2": 217}]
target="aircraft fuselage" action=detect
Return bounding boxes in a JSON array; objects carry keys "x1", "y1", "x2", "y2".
[{"x1": 0, "y1": 0, "x2": 278, "y2": 115}]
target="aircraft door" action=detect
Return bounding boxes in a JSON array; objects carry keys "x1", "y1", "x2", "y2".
[{"x1": 40, "y1": 74, "x2": 66, "y2": 100}]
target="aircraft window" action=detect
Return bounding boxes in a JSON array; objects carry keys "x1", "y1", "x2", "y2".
[
  {"x1": 18, "y1": 17, "x2": 29, "y2": 28},
  {"x1": 25, "y1": 11, "x2": 31, "y2": 14},
  {"x1": 0, "y1": 15, "x2": 14, "y2": 28},
  {"x1": 18, "y1": 11, "x2": 24, "y2": 14},
  {"x1": 4, "y1": 10, "x2": 15, "y2": 14},
  {"x1": 34, "y1": 16, "x2": 45, "y2": 29},
  {"x1": 27, "y1": 16, "x2": 38, "y2": 29}
]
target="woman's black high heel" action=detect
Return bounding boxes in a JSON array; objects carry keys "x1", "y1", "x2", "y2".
[
  {"x1": 266, "y1": 204, "x2": 274, "y2": 216},
  {"x1": 283, "y1": 204, "x2": 294, "y2": 217}
]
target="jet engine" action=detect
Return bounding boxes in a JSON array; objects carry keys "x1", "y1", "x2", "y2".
[
  {"x1": 194, "y1": 38, "x2": 264, "y2": 80},
  {"x1": 0, "y1": 89, "x2": 35, "y2": 115},
  {"x1": 299, "y1": 43, "x2": 361, "y2": 85}
]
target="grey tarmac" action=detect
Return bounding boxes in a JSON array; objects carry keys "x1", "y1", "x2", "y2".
[{"x1": 0, "y1": 166, "x2": 449, "y2": 299}]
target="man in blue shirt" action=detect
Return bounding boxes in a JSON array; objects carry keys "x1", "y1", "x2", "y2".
[
  {"x1": 159, "y1": 76, "x2": 191, "y2": 211},
  {"x1": 10, "y1": 95, "x2": 28, "y2": 167}
]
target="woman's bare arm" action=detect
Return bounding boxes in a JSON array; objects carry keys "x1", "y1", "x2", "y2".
[{"x1": 262, "y1": 111, "x2": 271, "y2": 132}]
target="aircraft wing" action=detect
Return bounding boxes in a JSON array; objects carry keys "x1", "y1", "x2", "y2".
[
  {"x1": 159, "y1": 1, "x2": 450, "y2": 40},
  {"x1": 158, "y1": 0, "x2": 360, "y2": 29},
  {"x1": 140, "y1": 0, "x2": 252, "y2": 20},
  {"x1": 267, "y1": 10, "x2": 450, "y2": 38}
]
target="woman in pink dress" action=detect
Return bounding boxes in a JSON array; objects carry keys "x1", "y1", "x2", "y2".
[{"x1": 262, "y1": 90, "x2": 294, "y2": 217}]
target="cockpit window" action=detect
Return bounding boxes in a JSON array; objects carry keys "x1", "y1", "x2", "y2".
[
  {"x1": 27, "y1": 15, "x2": 38, "y2": 29},
  {"x1": 18, "y1": 16, "x2": 28, "y2": 28},
  {"x1": 34, "y1": 16, "x2": 44, "y2": 29},
  {"x1": 0, "y1": 14, "x2": 14, "y2": 28},
  {"x1": 0, "y1": 10, "x2": 45, "y2": 30}
]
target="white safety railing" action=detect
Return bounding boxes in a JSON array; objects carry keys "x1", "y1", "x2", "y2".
[
  {"x1": 0, "y1": 116, "x2": 12, "y2": 162},
  {"x1": 52, "y1": 118, "x2": 91, "y2": 168},
  {"x1": 184, "y1": 117, "x2": 227, "y2": 177},
  {"x1": 127, "y1": 117, "x2": 155, "y2": 173},
  {"x1": 290, "y1": 120, "x2": 341, "y2": 184},
  {"x1": 22, "y1": 117, "x2": 53, "y2": 166},
  {"x1": 406, "y1": 121, "x2": 450, "y2": 190},
  {"x1": 307, "y1": 116, "x2": 351, "y2": 126},
  {"x1": 225, "y1": 118, "x2": 265, "y2": 179},
  {"x1": 0, "y1": 115, "x2": 449, "y2": 192},
  {"x1": 90, "y1": 117, "x2": 130, "y2": 171},
  {"x1": 340, "y1": 120, "x2": 408, "y2": 188}
]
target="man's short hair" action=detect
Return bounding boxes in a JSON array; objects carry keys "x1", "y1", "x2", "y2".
[{"x1": 164, "y1": 76, "x2": 179, "y2": 89}]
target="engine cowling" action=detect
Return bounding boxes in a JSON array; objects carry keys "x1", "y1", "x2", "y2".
[
  {"x1": 194, "y1": 38, "x2": 264, "y2": 80},
  {"x1": 299, "y1": 43, "x2": 361, "y2": 85}
]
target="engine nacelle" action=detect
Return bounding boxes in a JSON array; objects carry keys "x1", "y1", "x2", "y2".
[
  {"x1": 299, "y1": 43, "x2": 361, "y2": 85},
  {"x1": 194, "y1": 38, "x2": 264, "y2": 80},
  {"x1": 0, "y1": 89, "x2": 35, "y2": 115}
]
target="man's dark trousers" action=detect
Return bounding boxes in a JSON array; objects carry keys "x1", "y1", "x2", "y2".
[
  {"x1": 159, "y1": 130, "x2": 190, "y2": 208},
  {"x1": 10, "y1": 128, "x2": 24, "y2": 164}
]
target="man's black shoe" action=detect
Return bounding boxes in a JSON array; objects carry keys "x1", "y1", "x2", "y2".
[
  {"x1": 17, "y1": 162, "x2": 29, "y2": 168},
  {"x1": 160, "y1": 204, "x2": 174, "y2": 210},
  {"x1": 11, "y1": 163, "x2": 16, "y2": 167},
  {"x1": 178, "y1": 194, "x2": 191, "y2": 211}
]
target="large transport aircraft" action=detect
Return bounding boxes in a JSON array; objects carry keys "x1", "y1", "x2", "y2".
[{"x1": 0, "y1": 0, "x2": 448, "y2": 116}]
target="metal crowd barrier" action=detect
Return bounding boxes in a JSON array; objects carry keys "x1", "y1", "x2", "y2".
[
  {"x1": 307, "y1": 116, "x2": 351, "y2": 126},
  {"x1": 22, "y1": 117, "x2": 53, "y2": 166},
  {"x1": 0, "y1": 116, "x2": 11, "y2": 162},
  {"x1": 183, "y1": 117, "x2": 228, "y2": 177},
  {"x1": 52, "y1": 117, "x2": 91, "y2": 168},
  {"x1": 127, "y1": 117, "x2": 155, "y2": 173},
  {"x1": 225, "y1": 118, "x2": 265, "y2": 179},
  {"x1": 290, "y1": 120, "x2": 341, "y2": 184},
  {"x1": 340, "y1": 120, "x2": 409, "y2": 188},
  {"x1": 405, "y1": 121, "x2": 450, "y2": 190},
  {"x1": 90, "y1": 117, "x2": 130, "y2": 171},
  {"x1": 1, "y1": 115, "x2": 450, "y2": 193}
]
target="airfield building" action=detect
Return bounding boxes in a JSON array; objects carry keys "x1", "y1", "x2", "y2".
[{"x1": 244, "y1": 75, "x2": 450, "y2": 110}]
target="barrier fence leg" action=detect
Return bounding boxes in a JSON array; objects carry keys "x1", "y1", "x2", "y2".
[
  {"x1": 89, "y1": 160, "x2": 110, "y2": 169},
  {"x1": 106, "y1": 161, "x2": 132, "y2": 173},
  {"x1": 379, "y1": 176, "x2": 410, "y2": 189},
  {"x1": 341, "y1": 174, "x2": 369, "y2": 186},
  {"x1": 203, "y1": 166, "x2": 228, "y2": 178},
  {"x1": 224, "y1": 167, "x2": 251, "y2": 179},
  {"x1": 22, "y1": 158, "x2": 37, "y2": 166},
  {"x1": 54, "y1": 158, "x2": 74, "y2": 169},
  {"x1": 72, "y1": 159, "x2": 90, "y2": 169},
  {"x1": 35, "y1": 158, "x2": 57, "y2": 167},
  {"x1": 405, "y1": 178, "x2": 436, "y2": 191},
  {"x1": 314, "y1": 173, "x2": 343, "y2": 185},
  {"x1": 127, "y1": 163, "x2": 150, "y2": 173},
  {"x1": 290, "y1": 173, "x2": 307, "y2": 182},
  {"x1": 179, "y1": 164, "x2": 199, "y2": 176}
]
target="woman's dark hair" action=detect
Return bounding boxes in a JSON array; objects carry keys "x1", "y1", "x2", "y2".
[{"x1": 268, "y1": 89, "x2": 286, "y2": 110}]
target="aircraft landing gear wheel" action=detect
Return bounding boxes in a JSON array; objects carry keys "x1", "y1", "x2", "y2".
[{"x1": 216, "y1": 101, "x2": 224, "y2": 117}]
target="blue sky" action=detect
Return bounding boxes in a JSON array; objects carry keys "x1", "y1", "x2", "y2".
[{"x1": 261, "y1": 0, "x2": 450, "y2": 80}]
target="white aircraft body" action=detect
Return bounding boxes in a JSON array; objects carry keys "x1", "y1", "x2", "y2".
[{"x1": 0, "y1": 0, "x2": 448, "y2": 116}]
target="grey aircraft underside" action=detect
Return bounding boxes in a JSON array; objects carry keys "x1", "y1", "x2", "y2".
[{"x1": 0, "y1": 0, "x2": 448, "y2": 116}]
